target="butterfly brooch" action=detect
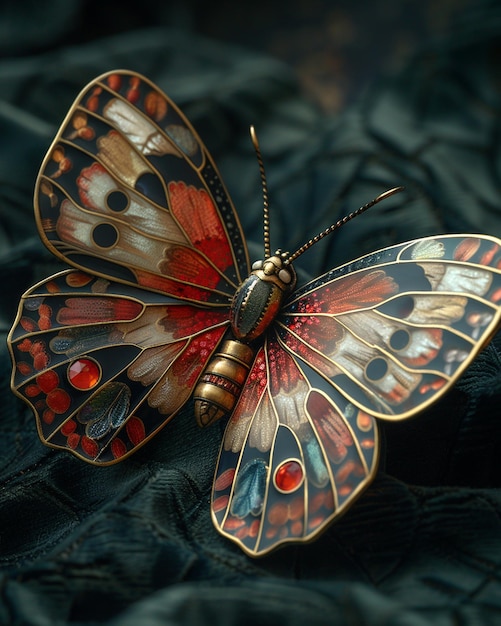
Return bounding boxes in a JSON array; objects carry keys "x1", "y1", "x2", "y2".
[{"x1": 7, "y1": 70, "x2": 501, "y2": 557}]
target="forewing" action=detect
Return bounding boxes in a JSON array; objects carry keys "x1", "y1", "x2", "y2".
[
  {"x1": 279, "y1": 234, "x2": 501, "y2": 419},
  {"x1": 35, "y1": 71, "x2": 249, "y2": 305},
  {"x1": 8, "y1": 270, "x2": 229, "y2": 464},
  {"x1": 211, "y1": 337, "x2": 378, "y2": 556}
]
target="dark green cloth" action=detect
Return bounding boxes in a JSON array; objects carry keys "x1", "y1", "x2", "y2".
[{"x1": 1, "y1": 2, "x2": 501, "y2": 624}]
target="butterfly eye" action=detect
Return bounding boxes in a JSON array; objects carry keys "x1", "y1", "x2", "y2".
[
  {"x1": 91, "y1": 223, "x2": 119, "y2": 248},
  {"x1": 278, "y1": 268, "x2": 293, "y2": 284},
  {"x1": 252, "y1": 260, "x2": 263, "y2": 270}
]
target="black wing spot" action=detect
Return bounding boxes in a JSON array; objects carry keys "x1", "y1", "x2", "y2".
[
  {"x1": 389, "y1": 329, "x2": 411, "y2": 351},
  {"x1": 92, "y1": 223, "x2": 119, "y2": 248},
  {"x1": 106, "y1": 190, "x2": 129, "y2": 213},
  {"x1": 365, "y1": 357, "x2": 388, "y2": 382}
]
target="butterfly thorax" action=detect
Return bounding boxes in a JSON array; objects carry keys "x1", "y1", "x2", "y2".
[
  {"x1": 230, "y1": 253, "x2": 296, "y2": 342},
  {"x1": 193, "y1": 253, "x2": 296, "y2": 428}
]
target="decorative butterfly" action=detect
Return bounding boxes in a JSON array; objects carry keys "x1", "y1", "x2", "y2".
[{"x1": 7, "y1": 71, "x2": 501, "y2": 557}]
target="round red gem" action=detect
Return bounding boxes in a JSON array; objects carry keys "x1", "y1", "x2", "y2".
[
  {"x1": 274, "y1": 460, "x2": 304, "y2": 492},
  {"x1": 68, "y1": 358, "x2": 101, "y2": 390}
]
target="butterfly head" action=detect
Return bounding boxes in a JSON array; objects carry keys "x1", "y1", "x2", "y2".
[{"x1": 251, "y1": 250, "x2": 297, "y2": 292}]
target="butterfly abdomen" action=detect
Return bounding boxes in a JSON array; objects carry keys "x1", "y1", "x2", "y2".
[
  {"x1": 193, "y1": 339, "x2": 255, "y2": 427},
  {"x1": 193, "y1": 255, "x2": 296, "y2": 428}
]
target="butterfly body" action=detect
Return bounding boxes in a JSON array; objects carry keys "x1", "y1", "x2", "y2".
[
  {"x1": 8, "y1": 70, "x2": 501, "y2": 557},
  {"x1": 194, "y1": 252, "x2": 296, "y2": 425}
]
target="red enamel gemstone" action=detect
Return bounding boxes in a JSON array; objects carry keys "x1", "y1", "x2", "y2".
[
  {"x1": 36, "y1": 370, "x2": 60, "y2": 393},
  {"x1": 46, "y1": 388, "x2": 71, "y2": 414},
  {"x1": 275, "y1": 460, "x2": 304, "y2": 492},
  {"x1": 81, "y1": 436, "x2": 99, "y2": 458},
  {"x1": 68, "y1": 358, "x2": 101, "y2": 390}
]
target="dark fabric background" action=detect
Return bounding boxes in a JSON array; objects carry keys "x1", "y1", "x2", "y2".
[{"x1": 1, "y1": 1, "x2": 500, "y2": 624}]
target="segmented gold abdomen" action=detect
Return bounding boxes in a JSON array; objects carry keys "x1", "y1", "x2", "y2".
[{"x1": 193, "y1": 339, "x2": 255, "y2": 427}]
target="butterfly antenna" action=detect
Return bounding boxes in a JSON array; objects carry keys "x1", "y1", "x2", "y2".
[
  {"x1": 285, "y1": 186, "x2": 405, "y2": 265},
  {"x1": 250, "y1": 126, "x2": 272, "y2": 259}
]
